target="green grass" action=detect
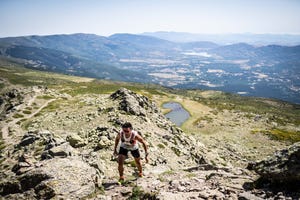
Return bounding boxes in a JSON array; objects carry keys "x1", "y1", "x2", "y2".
[
  {"x1": 40, "y1": 100, "x2": 61, "y2": 112},
  {"x1": 13, "y1": 113, "x2": 24, "y2": 118},
  {"x1": 171, "y1": 146, "x2": 181, "y2": 156},
  {"x1": 37, "y1": 95, "x2": 54, "y2": 100},
  {"x1": 157, "y1": 143, "x2": 165, "y2": 149},
  {"x1": 192, "y1": 116, "x2": 213, "y2": 125},
  {"x1": 251, "y1": 128, "x2": 300, "y2": 143},
  {"x1": 25, "y1": 107, "x2": 32, "y2": 110},
  {"x1": 188, "y1": 91, "x2": 300, "y2": 126},
  {"x1": 22, "y1": 110, "x2": 32, "y2": 114},
  {"x1": 62, "y1": 80, "x2": 167, "y2": 97}
]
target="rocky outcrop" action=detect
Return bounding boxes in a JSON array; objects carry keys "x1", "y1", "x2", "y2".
[
  {"x1": 1, "y1": 157, "x2": 99, "y2": 199},
  {"x1": 249, "y1": 141, "x2": 300, "y2": 184},
  {"x1": 1, "y1": 130, "x2": 101, "y2": 199},
  {"x1": 0, "y1": 88, "x2": 23, "y2": 120},
  {"x1": 110, "y1": 87, "x2": 158, "y2": 116}
]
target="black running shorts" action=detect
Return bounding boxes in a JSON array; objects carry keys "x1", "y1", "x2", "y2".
[{"x1": 119, "y1": 147, "x2": 140, "y2": 158}]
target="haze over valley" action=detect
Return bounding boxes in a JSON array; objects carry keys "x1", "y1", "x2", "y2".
[{"x1": 1, "y1": 33, "x2": 299, "y2": 104}]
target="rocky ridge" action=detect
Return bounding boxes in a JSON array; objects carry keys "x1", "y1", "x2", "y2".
[{"x1": 0, "y1": 87, "x2": 299, "y2": 199}]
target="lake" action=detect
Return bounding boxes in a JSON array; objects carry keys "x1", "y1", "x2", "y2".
[{"x1": 163, "y1": 102, "x2": 190, "y2": 127}]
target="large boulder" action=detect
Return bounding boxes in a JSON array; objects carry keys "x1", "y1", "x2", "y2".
[
  {"x1": 1, "y1": 157, "x2": 101, "y2": 199},
  {"x1": 30, "y1": 157, "x2": 100, "y2": 199},
  {"x1": 250, "y1": 142, "x2": 300, "y2": 183}
]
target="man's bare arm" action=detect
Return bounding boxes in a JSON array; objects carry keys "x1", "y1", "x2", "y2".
[
  {"x1": 113, "y1": 133, "x2": 121, "y2": 155},
  {"x1": 136, "y1": 134, "x2": 149, "y2": 162}
]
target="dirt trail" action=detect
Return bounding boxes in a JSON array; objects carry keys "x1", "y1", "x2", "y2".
[{"x1": 1, "y1": 93, "x2": 56, "y2": 144}]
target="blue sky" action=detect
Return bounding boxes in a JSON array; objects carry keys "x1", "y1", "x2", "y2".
[{"x1": 1, "y1": 0, "x2": 300, "y2": 37}]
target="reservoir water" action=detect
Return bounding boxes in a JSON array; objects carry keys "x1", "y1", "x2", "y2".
[{"x1": 163, "y1": 102, "x2": 190, "y2": 127}]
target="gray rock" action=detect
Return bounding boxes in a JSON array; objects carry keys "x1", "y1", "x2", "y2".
[
  {"x1": 19, "y1": 170, "x2": 51, "y2": 191},
  {"x1": 28, "y1": 157, "x2": 99, "y2": 199},
  {"x1": 250, "y1": 141, "x2": 300, "y2": 183},
  {"x1": 97, "y1": 136, "x2": 112, "y2": 149},
  {"x1": 238, "y1": 191, "x2": 264, "y2": 200},
  {"x1": 110, "y1": 88, "x2": 158, "y2": 116},
  {"x1": 0, "y1": 180, "x2": 21, "y2": 196},
  {"x1": 19, "y1": 134, "x2": 36, "y2": 146},
  {"x1": 48, "y1": 142, "x2": 75, "y2": 158},
  {"x1": 66, "y1": 133, "x2": 86, "y2": 148}
]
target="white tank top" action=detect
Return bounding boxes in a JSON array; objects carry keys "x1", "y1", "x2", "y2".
[{"x1": 120, "y1": 130, "x2": 139, "y2": 150}]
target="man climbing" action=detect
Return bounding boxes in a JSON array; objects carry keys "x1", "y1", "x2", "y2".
[{"x1": 113, "y1": 122, "x2": 149, "y2": 181}]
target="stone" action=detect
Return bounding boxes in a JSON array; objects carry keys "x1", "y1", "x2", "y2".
[
  {"x1": 97, "y1": 136, "x2": 111, "y2": 149},
  {"x1": 238, "y1": 191, "x2": 264, "y2": 200},
  {"x1": 0, "y1": 180, "x2": 21, "y2": 196},
  {"x1": 250, "y1": 141, "x2": 300, "y2": 184},
  {"x1": 34, "y1": 182, "x2": 55, "y2": 199},
  {"x1": 27, "y1": 157, "x2": 99, "y2": 199},
  {"x1": 19, "y1": 170, "x2": 52, "y2": 191},
  {"x1": 48, "y1": 142, "x2": 75, "y2": 158},
  {"x1": 19, "y1": 134, "x2": 36, "y2": 146},
  {"x1": 66, "y1": 133, "x2": 86, "y2": 148},
  {"x1": 110, "y1": 88, "x2": 158, "y2": 116}
]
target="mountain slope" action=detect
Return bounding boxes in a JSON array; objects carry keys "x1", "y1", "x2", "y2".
[
  {"x1": 1, "y1": 45, "x2": 150, "y2": 82},
  {"x1": 0, "y1": 63, "x2": 300, "y2": 199}
]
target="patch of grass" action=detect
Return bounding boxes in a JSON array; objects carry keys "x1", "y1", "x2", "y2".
[
  {"x1": 37, "y1": 95, "x2": 53, "y2": 100},
  {"x1": 126, "y1": 160, "x2": 137, "y2": 167},
  {"x1": 81, "y1": 186, "x2": 105, "y2": 200},
  {"x1": 192, "y1": 91, "x2": 300, "y2": 126},
  {"x1": 185, "y1": 172, "x2": 196, "y2": 178},
  {"x1": 171, "y1": 146, "x2": 181, "y2": 156},
  {"x1": 0, "y1": 83, "x2": 4, "y2": 90},
  {"x1": 23, "y1": 110, "x2": 32, "y2": 114},
  {"x1": 128, "y1": 186, "x2": 157, "y2": 200},
  {"x1": 157, "y1": 170, "x2": 176, "y2": 182},
  {"x1": 192, "y1": 116, "x2": 213, "y2": 126},
  {"x1": 22, "y1": 120, "x2": 34, "y2": 130},
  {"x1": 161, "y1": 170, "x2": 175, "y2": 176},
  {"x1": 157, "y1": 143, "x2": 165, "y2": 149},
  {"x1": 0, "y1": 140, "x2": 6, "y2": 151},
  {"x1": 13, "y1": 113, "x2": 24, "y2": 118},
  {"x1": 251, "y1": 129, "x2": 300, "y2": 143},
  {"x1": 41, "y1": 100, "x2": 60, "y2": 112}
]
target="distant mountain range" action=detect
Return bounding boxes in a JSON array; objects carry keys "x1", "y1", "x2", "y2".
[
  {"x1": 0, "y1": 33, "x2": 299, "y2": 104},
  {"x1": 142, "y1": 31, "x2": 300, "y2": 46}
]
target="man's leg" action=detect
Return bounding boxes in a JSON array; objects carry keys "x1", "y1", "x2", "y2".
[
  {"x1": 132, "y1": 149, "x2": 143, "y2": 177},
  {"x1": 118, "y1": 154, "x2": 126, "y2": 179},
  {"x1": 134, "y1": 157, "x2": 143, "y2": 176}
]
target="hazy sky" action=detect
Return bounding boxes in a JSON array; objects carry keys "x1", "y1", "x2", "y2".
[{"x1": 1, "y1": 0, "x2": 300, "y2": 37}]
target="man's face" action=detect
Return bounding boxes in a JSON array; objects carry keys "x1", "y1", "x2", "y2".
[{"x1": 122, "y1": 127, "x2": 131, "y2": 133}]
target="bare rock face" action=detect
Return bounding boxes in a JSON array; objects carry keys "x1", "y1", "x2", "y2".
[
  {"x1": 1, "y1": 130, "x2": 101, "y2": 199},
  {"x1": 110, "y1": 87, "x2": 158, "y2": 116},
  {"x1": 1, "y1": 157, "x2": 99, "y2": 199},
  {"x1": 250, "y1": 141, "x2": 300, "y2": 184},
  {"x1": 29, "y1": 157, "x2": 99, "y2": 199}
]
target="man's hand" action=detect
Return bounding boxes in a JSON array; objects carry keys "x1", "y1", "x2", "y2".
[
  {"x1": 113, "y1": 150, "x2": 118, "y2": 157},
  {"x1": 145, "y1": 153, "x2": 149, "y2": 163}
]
